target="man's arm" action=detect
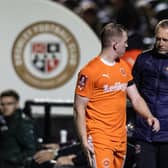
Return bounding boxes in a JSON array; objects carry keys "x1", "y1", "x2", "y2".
[
  {"x1": 34, "y1": 143, "x2": 59, "y2": 164},
  {"x1": 74, "y1": 94, "x2": 89, "y2": 147},
  {"x1": 127, "y1": 84, "x2": 160, "y2": 132},
  {"x1": 73, "y1": 94, "x2": 94, "y2": 166},
  {"x1": 33, "y1": 149, "x2": 55, "y2": 164}
]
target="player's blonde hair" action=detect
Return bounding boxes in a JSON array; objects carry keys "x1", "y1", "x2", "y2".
[{"x1": 100, "y1": 22, "x2": 126, "y2": 48}]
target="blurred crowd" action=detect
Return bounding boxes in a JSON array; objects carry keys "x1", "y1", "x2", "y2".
[
  {"x1": 52, "y1": 0, "x2": 168, "y2": 39},
  {"x1": 52, "y1": 0, "x2": 168, "y2": 67}
]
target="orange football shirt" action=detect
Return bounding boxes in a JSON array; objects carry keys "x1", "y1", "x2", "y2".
[{"x1": 75, "y1": 56, "x2": 133, "y2": 147}]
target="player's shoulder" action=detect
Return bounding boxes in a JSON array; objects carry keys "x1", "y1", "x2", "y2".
[
  {"x1": 16, "y1": 111, "x2": 33, "y2": 130},
  {"x1": 21, "y1": 113, "x2": 31, "y2": 121},
  {"x1": 138, "y1": 48, "x2": 153, "y2": 58},
  {"x1": 135, "y1": 49, "x2": 153, "y2": 64},
  {"x1": 119, "y1": 59, "x2": 130, "y2": 68},
  {"x1": 119, "y1": 59, "x2": 132, "y2": 76},
  {"x1": 80, "y1": 56, "x2": 99, "y2": 74}
]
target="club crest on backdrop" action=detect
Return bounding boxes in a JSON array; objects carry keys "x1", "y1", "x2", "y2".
[{"x1": 12, "y1": 21, "x2": 80, "y2": 89}]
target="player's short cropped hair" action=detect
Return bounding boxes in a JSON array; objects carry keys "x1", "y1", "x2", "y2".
[
  {"x1": 0, "y1": 90, "x2": 20, "y2": 101},
  {"x1": 155, "y1": 19, "x2": 168, "y2": 33},
  {"x1": 100, "y1": 22, "x2": 126, "y2": 48}
]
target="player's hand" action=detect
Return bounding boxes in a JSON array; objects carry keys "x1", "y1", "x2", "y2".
[
  {"x1": 82, "y1": 142, "x2": 95, "y2": 167},
  {"x1": 147, "y1": 117, "x2": 160, "y2": 132}
]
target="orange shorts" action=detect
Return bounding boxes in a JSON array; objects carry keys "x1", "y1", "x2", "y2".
[{"x1": 88, "y1": 135, "x2": 126, "y2": 168}]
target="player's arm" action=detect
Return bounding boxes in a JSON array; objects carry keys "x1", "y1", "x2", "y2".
[
  {"x1": 73, "y1": 94, "x2": 92, "y2": 149},
  {"x1": 127, "y1": 82, "x2": 160, "y2": 132},
  {"x1": 73, "y1": 94, "x2": 94, "y2": 168}
]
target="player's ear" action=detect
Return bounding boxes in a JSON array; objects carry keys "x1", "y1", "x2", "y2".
[{"x1": 112, "y1": 41, "x2": 117, "y2": 51}]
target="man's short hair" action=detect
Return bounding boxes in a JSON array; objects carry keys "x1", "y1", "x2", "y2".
[
  {"x1": 155, "y1": 19, "x2": 168, "y2": 33},
  {"x1": 0, "y1": 90, "x2": 20, "y2": 101},
  {"x1": 100, "y1": 22, "x2": 126, "y2": 48}
]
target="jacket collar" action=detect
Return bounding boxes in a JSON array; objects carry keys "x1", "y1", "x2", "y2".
[{"x1": 152, "y1": 48, "x2": 168, "y2": 59}]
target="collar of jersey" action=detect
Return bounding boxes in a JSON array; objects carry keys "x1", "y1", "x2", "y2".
[{"x1": 100, "y1": 57, "x2": 116, "y2": 66}]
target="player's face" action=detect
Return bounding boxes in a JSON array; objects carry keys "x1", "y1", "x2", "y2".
[
  {"x1": 0, "y1": 96, "x2": 19, "y2": 116},
  {"x1": 115, "y1": 31, "x2": 128, "y2": 57},
  {"x1": 155, "y1": 27, "x2": 168, "y2": 54}
]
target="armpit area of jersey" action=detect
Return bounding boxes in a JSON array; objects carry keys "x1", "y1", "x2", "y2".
[{"x1": 128, "y1": 80, "x2": 134, "y2": 87}]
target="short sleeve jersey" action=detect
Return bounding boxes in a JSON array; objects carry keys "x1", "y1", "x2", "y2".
[{"x1": 75, "y1": 56, "x2": 133, "y2": 144}]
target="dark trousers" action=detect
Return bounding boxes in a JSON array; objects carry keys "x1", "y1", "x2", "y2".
[{"x1": 135, "y1": 140, "x2": 168, "y2": 168}]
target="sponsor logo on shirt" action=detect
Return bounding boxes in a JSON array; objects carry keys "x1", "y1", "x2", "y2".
[{"x1": 103, "y1": 82, "x2": 127, "y2": 92}]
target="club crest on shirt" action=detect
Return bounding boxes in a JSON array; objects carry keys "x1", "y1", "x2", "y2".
[
  {"x1": 102, "y1": 158, "x2": 110, "y2": 168},
  {"x1": 77, "y1": 74, "x2": 87, "y2": 90},
  {"x1": 120, "y1": 68, "x2": 127, "y2": 76}
]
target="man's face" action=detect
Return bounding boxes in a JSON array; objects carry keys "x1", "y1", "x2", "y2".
[
  {"x1": 0, "y1": 96, "x2": 19, "y2": 116},
  {"x1": 155, "y1": 27, "x2": 168, "y2": 54},
  {"x1": 114, "y1": 31, "x2": 128, "y2": 57}
]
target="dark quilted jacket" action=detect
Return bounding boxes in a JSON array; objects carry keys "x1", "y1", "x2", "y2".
[{"x1": 132, "y1": 48, "x2": 168, "y2": 142}]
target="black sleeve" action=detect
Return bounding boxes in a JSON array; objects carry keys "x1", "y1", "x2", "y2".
[
  {"x1": 128, "y1": 79, "x2": 135, "y2": 87},
  {"x1": 57, "y1": 143, "x2": 81, "y2": 158},
  {"x1": 56, "y1": 143, "x2": 88, "y2": 166},
  {"x1": 72, "y1": 150, "x2": 88, "y2": 166}
]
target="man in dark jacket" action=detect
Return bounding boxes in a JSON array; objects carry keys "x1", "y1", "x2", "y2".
[
  {"x1": 132, "y1": 19, "x2": 168, "y2": 168},
  {"x1": 0, "y1": 90, "x2": 36, "y2": 168}
]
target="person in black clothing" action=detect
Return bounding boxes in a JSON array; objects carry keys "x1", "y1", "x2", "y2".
[
  {"x1": 132, "y1": 19, "x2": 168, "y2": 168},
  {"x1": 0, "y1": 90, "x2": 36, "y2": 168}
]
